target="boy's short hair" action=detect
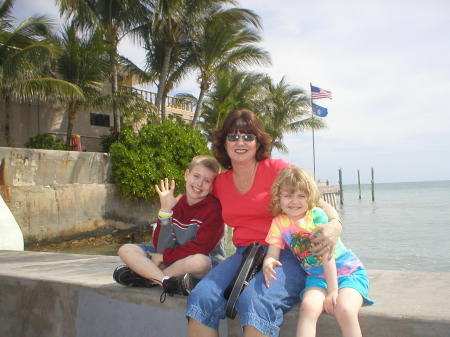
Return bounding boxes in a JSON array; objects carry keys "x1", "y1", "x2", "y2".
[
  {"x1": 188, "y1": 155, "x2": 221, "y2": 174},
  {"x1": 270, "y1": 166, "x2": 320, "y2": 216}
]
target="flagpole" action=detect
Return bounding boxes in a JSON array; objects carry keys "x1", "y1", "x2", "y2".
[
  {"x1": 309, "y1": 84, "x2": 332, "y2": 181},
  {"x1": 310, "y1": 82, "x2": 316, "y2": 180}
]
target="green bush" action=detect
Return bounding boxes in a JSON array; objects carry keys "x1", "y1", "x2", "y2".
[
  {"x1": 100, "y1": 132, "x2": 121, "y2": 153},
  {"x1": 25, "y1": 133, "x2": 70, "y2": 150},
  {"x1": 109, "y1": 120, "x2": 212, "y2": 200}
]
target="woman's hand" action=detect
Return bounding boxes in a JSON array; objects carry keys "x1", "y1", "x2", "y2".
[
  {"x1": 155, "y1": 178, "x2": 182, "y2": 212},
  {"x1": 324, "y1": 290, "x2": 338, "y2": 315},
  {"x1": 262, "y1": 256, "x2": 282, "y2": 288},
  {"x1": 310, "y1": 218, "x2": 342, "y2": 259}
]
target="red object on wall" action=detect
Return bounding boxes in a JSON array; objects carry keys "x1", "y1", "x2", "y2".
[{"x1": 70, "y1": 135, "x2": 81, "y2": 151}]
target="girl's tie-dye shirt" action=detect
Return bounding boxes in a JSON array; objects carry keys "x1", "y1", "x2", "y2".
[{"x1": 265, "y1": 207, "x2": 363, "y2": 277}]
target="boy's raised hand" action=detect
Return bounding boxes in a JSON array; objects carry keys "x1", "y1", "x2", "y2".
[{"x1": 155, "y1": 178, "x2": 182, "y2": 212}]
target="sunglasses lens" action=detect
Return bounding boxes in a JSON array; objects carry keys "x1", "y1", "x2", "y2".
[
  {"x1": 227, "y1": 134, "x2": 240, "y2": 141},
  {"x1": 227, "y1": 134, "x2": 256, "y2": 142}
]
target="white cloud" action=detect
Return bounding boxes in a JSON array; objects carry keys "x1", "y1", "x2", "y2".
[
  {"x1": 11, "y1": 0, "x2": 450, "y2": 183},
  {"x1": 239, "y1": 0, "x2": 450, "y2": 183}
]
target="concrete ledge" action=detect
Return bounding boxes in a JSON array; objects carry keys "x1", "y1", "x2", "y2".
[{"x1": 1, "y1": 251, "x2": 449, "y2": 337}]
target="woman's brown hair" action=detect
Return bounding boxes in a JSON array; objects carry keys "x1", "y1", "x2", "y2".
[{"x1": 212, "y1": 109, "x2": 272, "y2": 169}]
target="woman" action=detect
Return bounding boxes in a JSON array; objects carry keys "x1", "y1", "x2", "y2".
[{"x1": 186, "y1": 109, "x2": 342, "y2": 337}]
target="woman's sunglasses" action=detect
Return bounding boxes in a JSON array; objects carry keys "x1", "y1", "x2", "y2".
[{"x1": 226, "y1": 134, "x2": 256, "y2": 142}]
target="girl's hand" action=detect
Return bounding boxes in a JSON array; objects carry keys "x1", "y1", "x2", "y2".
[
  {"x1": 310, "y1": 219, "x2": 342, "y2": 259},
  {"x1": 262, "y1": 257, "x2": 282, "y2": 288},
  {"x1": 324, "y1": 290, "x2": 338, "y2": 315},
  {"x1": 155, "y1": 178, "x2": 182, "y2": 212}
]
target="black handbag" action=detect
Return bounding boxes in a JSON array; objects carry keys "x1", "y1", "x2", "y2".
[{"x1": 223, "y1": 242, "x2": 265, "y2": 319}]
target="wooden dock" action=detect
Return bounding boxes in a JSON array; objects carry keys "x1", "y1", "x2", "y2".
[{"x1": 318, "y1": 183, "x2": 340, "y2": 209}]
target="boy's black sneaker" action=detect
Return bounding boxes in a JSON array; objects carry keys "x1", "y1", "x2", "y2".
[
  {"x1": 160, "y1": 273, "x2": 194, "y2": 303},
  {"x1": 113, "y1": 265, "x2": 157, "y2": 288}
]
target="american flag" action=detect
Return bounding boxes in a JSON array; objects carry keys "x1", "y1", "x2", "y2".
[{"x1": 311, "y1": 84, "x2": 332, "y2": 100}]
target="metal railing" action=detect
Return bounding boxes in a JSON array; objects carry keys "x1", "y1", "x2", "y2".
[{"x1": 123, "y1": 86, "x2": 194, "y2": 112}]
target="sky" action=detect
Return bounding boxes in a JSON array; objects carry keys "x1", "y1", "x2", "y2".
[{"x1": 12, "y1": 0, "x2": 450, "y2": 184}]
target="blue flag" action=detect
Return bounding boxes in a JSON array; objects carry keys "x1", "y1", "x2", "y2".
[{"x1": 312, "y1": 103, "x2": 328, "y2": 117}]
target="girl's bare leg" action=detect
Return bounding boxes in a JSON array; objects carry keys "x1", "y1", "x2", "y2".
[
  {"x1": 188, "y1": 318, "x2": 219, "y2": 337},
  {"x1": 334, "y1": 288, "x2": 363, "y2": 337},
  {"x1": 118, "y1": 244, "x2": 164, "y2": 284},
  {"x1": 296, "y1": 288, "x2": 326, "y2": 337}
]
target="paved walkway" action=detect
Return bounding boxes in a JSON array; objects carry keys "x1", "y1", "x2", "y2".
[{"x1": 0, "y1": 250, "x2": 449, "y2": 337}]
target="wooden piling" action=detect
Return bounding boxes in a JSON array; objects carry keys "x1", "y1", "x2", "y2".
[
  {"x1": 358, "y1": 169, "x2": 361, "y2": 200},
  {"x1": 371, "y1": 167, "x2": 375, "y2": 201},
  {"x1": 338, "y1": 168, "x2": 343, "y2": 205}
]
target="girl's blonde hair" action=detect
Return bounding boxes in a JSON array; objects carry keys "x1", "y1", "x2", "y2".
[{"x1": 270, "y1": 166, "x2": 320, "y2": 216}]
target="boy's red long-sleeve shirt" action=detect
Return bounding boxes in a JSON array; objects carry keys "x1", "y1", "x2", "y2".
[{"x1": 152, "y1": 194, "x2": 224, "y2": 265}]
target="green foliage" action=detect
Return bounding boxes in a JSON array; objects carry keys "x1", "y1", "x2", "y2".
[
  {"x1": 25, "y1": 133, "x2": 70, "y2": 150},
  {"x1": 109, "y1": 120, "x2": 212, "y2": 200},
  {"x1": 99, "y1": 132, "x2": 119, "y2": 153}
]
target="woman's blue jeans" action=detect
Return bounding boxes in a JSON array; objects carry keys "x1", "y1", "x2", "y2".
[{"x1": 186, "y1": 246, "x2": 306, "y2": 337}]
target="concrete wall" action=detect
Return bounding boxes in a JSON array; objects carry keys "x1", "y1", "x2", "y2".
[
  {"x1": 0, "y1": 147, "x2": 158, "y2": 245},
  {"x1": 0, "y1": 251, "x2": 449, "y2": 337}
]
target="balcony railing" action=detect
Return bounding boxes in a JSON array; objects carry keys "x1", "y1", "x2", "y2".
[{"x1": 123, "y1": 86, "x2": 194, "y2": 112}]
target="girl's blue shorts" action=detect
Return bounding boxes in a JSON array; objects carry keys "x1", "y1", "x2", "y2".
[{"x1": 303, "y1": 267, "x2": 374, "y2": 306}]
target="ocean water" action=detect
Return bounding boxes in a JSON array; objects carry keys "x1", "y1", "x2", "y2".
[
  {"x1": 43, "y1": 180, "x2": 450, "y2": 273},
  {"x1": 338, "y1": 180, "x2": 450, "y2": 272}
]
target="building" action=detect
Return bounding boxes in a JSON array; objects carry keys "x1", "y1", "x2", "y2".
[{"x1": 0, "y1": 86, "x2": 195, "y2": 152}]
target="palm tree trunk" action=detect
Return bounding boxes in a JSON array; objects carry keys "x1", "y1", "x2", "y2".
[
  {"x1": 65, "y1": 102, "x2": 77, "y2": 146},
  {"x1": 111, "y1": 57, "x2": 120, "y2": 133},
  {"x1": 4, "y1": 95, "x2": 11, "y2": 147},
  {"x1": 191, "y1": 88, "x2": 206, "y2": 129},
  {"x1": 155, "y1": 46, "x2": 172, "y2": 120},
  {"x1": 161, "y1": 90, "x2": 168, "y2": 120},
  {"x1": 110, "y1": 34, "x2": 120, "y2": 133}
]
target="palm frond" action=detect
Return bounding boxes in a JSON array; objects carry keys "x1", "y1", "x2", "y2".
[
  {"x1": 10, "y1": 77, "x2": 84, "y2": 102},
  {"x1": 3, "y1": 43, "x2": 54, "y2": 77}
]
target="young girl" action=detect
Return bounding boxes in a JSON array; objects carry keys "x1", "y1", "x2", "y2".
[{"x1": 263, "y1": 166, "x2": 373, "y2": 337}]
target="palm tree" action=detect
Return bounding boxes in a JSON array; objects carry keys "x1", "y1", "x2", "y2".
[
  {"x1": 255, "y1": 76, "x2": 323, "y2": 152},
  {"x1": 189, "y1": 7, "x2": 270, "y2": 128},
  {"x1": 145, "y1": 0, "x2": 234, "y2": 120},
  {"x1": 0, "y1": 0, "x2": 83, "y2": 146},
  {"x1": 57, "y1": 24, "x2": 109, "y2": 145},
  {"x1": 141, "y1": 28, "x2": 193, "y2": 120},
  {"x1": 200, "y1": 70, "x2": 325, "y2": 150},
  {"x1": 200, "y1": 69, "x2": 267, "y2": 137},
  {"x1": 57, "y1": 0, "x2": 151, "y2": 133}
]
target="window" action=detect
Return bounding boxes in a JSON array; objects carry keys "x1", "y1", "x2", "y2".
[{"x1": 90, "y1": 113, "x2": 110, "y2": 127}]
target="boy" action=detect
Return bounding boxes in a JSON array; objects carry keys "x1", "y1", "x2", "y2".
[{"x1": 113, "y1": 155, "x2": 225, "y2": 301}]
